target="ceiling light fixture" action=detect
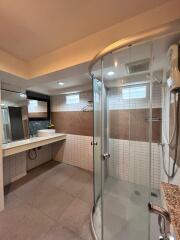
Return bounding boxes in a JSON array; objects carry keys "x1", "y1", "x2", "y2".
[
  {"x1": 58, "y1": 82, "x2": 64, "y2": 86},
  {"x1": 107, "y1": 71, "x2": 115, "y2": 76}
]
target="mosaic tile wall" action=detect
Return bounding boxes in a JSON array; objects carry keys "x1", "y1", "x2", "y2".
[{"x1": 29, "y1": 120, "x2": 50, "y2": 136}]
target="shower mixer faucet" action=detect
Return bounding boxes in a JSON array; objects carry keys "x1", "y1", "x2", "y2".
[{"x1": 148, "y1": 202, "x2": 174, "y2": 240}]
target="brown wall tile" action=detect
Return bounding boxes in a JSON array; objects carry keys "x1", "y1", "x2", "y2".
[
  {"x1": 51, "y1": 111, "x2": 93, "y2": 136},
  {"x1": 109, "y1": 108, "x2": 161, "y2": 143},
  {"x1": 52, "y1": 108, "x2": 161, "y2": 142}
]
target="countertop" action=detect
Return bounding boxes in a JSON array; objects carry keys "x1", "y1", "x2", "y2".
[
  {"x1": 3, "y1": 133, "x2": 66, "y2": 157},
  {"x1": 161, "y1": 182, "x2": 180, "y2": 240}
]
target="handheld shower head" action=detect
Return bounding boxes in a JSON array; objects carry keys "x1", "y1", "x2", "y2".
[{"x1": 167, "y1": 44, "x2": 180, "y2": 92}]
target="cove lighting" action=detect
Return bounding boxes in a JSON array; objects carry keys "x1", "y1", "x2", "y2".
[{"x1": 107, "y1": 71, "x2": 115, "y2": 76}]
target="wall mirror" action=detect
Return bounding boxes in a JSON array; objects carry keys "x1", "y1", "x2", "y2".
[
  {"x1": 28, "y1": 99, "x2": 48, "y2": 119},
  {"x1": 27, "y1": 91, "x2": 50, "y2": 121},
  {"x1": 1, "y1": 89, "x2": 29, "y2": 143}
]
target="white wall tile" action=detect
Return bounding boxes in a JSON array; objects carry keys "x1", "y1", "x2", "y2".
[
  {"x1": 52, "y1": 134, "x2": 93, "y2": 171},
  {"x1": 51, "y1": 91, "x2": 92, "y2": 112},
  {"x1": 108, "y1": 139, "x2": 161, "y2": 190},
  {"x1": 108, "y1": 82, "x2": 161, "y2": 110}
]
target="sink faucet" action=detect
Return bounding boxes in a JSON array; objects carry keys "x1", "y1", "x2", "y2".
[{"x1": 148, "y1": 202, "x2": 174, "y2": 240}]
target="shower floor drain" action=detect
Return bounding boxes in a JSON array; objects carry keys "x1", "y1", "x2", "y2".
[
  {"x1": 151, "y1": 192, "x2": 158, "y2": 197},
  {"x1": 134, "y1": 190, "x2": 141, "y2": 196}
]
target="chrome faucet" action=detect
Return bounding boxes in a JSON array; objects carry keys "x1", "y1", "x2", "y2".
[{"x1": 148, "y1": 202, "x2": 174, "y2": 240}]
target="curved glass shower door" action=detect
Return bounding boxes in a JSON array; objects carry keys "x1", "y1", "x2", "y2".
[
  {"x1": 92, "y1": 39, "x2": 155, "y2": 240},
  {"x1": 93, "y1": 76, "x2": 103, "y2": 239}
]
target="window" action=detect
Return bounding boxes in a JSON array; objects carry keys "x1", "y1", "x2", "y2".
[
  {"x1": 122, "y1": 85, "x2": 146, "y2": 99},
  {"x1": 66, "y1": 94, "x2": 80, "y2": 104}
]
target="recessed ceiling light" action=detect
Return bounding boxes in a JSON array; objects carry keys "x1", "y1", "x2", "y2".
[
  {"x1": 20, "y1": 93, "x2": 26, "y2": 98},
  {"x1": 107, "y1": 71, "x2": 115, "y2": 76},
  {"x1": 114, "y1": 61, "x2": 118, "y2": 67},
  {"x1": 58, "y1": 82, "x2": 64, "y2": 86}
]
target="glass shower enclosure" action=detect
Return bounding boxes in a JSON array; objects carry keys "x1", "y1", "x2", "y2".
[
  {"x1": 91, "y1": 42, "x2": 152, "y2": 240},
  {"x1": 89, "y1": 25, "x2": 180, "y2": 240}
]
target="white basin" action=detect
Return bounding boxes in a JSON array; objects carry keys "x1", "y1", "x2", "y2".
[{"x1": 37, "y1": 129, "x2": 56, "y2": 137}]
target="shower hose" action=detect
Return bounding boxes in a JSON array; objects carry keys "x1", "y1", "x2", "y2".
[{"x1": 162, "y1": 91, "x2": 180, "y2": 179}]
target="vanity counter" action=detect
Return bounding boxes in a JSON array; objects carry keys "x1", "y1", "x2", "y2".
[
  {"x1": 161, "y1": 182, "x2": 180, "y2": 240},
  {"x1": 3, "y1": 133, "x2": 66, "y2": 157}
]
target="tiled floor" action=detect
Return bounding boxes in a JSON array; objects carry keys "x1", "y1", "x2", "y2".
[
  {"x1": 1, "y1": 161, "x2": 93, "y2": 240},
  {"x1": 93, "y1": 177, "x2": 161, "y2": 240}
]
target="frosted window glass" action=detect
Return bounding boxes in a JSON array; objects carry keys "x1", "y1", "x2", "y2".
[
  {"x1": 122, "y1": 85, "x2": 146, "y2": 99},
  {"x1": 66, "y1": 94, "x2": 80, "y2": 104}
]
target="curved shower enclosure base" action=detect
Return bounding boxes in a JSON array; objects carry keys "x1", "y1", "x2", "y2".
[
  {"x1": 91, "y1": 207, "x2": 99, "y2": 240},
  {"x1": 91, "y1": 178, "x2": 151, "y2": 240},
  {"x1": 89, "y1": 20, "x2": 180, "y2": 240}
]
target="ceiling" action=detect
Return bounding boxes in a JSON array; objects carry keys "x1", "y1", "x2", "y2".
[
  {"x1": 24, "y1": 31, "x2": 180, "y2": 95},
  {"x1": 0, "y1": 0, "x2": 169, "y2": 60},
  {"x1": 29, "y1": 73, "x2": 91, "y2": 95}
]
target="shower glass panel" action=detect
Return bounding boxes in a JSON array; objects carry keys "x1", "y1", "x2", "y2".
[
  {"x1": 92, "y1": 40, "x2": 154, "y2": 240},
  {"x1": 92, "y1": 60, "x2": 103, "y2": 239},
  {"x1": 93, "y1": 77, "x2": 102, "y2": 206},
  {"x1": 102, "y1": 42, "x2": 152, "y2": 240}
]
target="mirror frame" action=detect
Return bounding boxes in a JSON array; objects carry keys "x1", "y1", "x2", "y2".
[{"x1": 26, "y1": 91, "x2": 50, "y2": 121}]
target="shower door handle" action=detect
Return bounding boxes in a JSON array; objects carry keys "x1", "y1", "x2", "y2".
[
  {"x1": 103, "y1": 153, "x2": 110, "y2": 160},
  {"x1": 91, "y1": 141, "x2": 98, "y2": 146}
]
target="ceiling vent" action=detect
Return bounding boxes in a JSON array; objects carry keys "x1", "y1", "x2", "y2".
[{"x1": 125, "y1": 58, "x2": 150, "y2": 74}]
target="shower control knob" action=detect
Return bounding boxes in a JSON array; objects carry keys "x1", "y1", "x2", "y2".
[{"x1": 103, "y1": 153, "x2": 110, "y2": 160}]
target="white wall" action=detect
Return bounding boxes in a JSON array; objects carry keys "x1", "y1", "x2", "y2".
[{"x1": 51, "y1": 91, "x2": 92, "y2": 112}]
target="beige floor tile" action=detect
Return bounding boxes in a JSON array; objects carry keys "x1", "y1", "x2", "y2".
[
  {"x1": 1, "y1": 163, "x2": 93, "y2": 240},
  {"x1": 59, "y1": 198, "x2": 91, "y2": 233},
  {"x1": 77, "y1": 183, "x2": 93, "y2": 205},
  {"x1": 37, "y1": 188, "x2": 75, "y2": 221},
  {"x1": 40, "y1": 225, "x2": 82, "y2": 240},
  {"x1": 59, "y1": 169, "x2": 93, "y2": 197},
  {"x1": 78, "y1": 219, "x2": 94, "y2": 240},
  {"x1": 0, "y1": 196, "x2": 55, "y2": 240}
]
